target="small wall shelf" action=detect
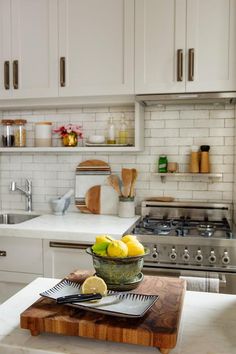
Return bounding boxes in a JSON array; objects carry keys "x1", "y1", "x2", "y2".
[
  {"x1": 0, "y1": 146, "x2": 141, "y2": 153},
  {"x1": 154, "y1": 172, "x2": 223, "y2": 183}
]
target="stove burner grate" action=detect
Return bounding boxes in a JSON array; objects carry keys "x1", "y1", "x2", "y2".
[{"x1": 133, "y1": 216, "x2": 232, "y2": 238}]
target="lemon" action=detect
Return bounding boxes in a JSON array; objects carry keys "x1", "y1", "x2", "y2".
[
  {"x1": 121, "y1": 234, "x2": 137, "y2": 244},
  {"x1": 95, "y1": 235, "x2": 113, "y2": 244},
  {"x1": 126, "y1": 240, "x2": 145, "y2": 256},
  {"x1": 81, "y1": 276, "x2": 107, "y2": 296},
  {"x1": 107, "y1": 240, "x2": 128, "y2": 257}
]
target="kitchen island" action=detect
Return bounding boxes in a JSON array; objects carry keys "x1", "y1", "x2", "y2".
[{"x1": 0, "y1": 277, "x2": 235, "y2": 354}]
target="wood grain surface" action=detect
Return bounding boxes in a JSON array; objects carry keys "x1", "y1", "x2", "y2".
[
  {"x1": 20, "y1": 271, "x2": 186, "y2": 353},
  {"x1": 85, "y1": 185, "x2": 101, "y2": 214}
]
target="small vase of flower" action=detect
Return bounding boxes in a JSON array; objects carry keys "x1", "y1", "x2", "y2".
[{"x1": 53, "y1": 124, "x2": 83, "y2": 147}]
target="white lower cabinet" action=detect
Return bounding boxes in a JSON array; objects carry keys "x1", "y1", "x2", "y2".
[
  {"x1": 43, "y1": 240, "x2": 93, "y2": 279},
  {"x1": 0, "y1": 237, "x2": 43, "y2": 303}
]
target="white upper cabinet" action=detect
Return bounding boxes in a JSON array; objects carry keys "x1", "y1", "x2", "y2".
[
  {"x1": 135, "y1": 0, "x2": 236, "y2": 94},
  {"x1": 58, "y1": 0, "x2": 134, "y2": 96},
  {"x1": 0, "y1": 1, "x2": 11, "y2": 99},
  {"x1": 186, "y1": 0, "x2": 236, "y2": 92},
  {"x1": 0, "y1": 0, "x2": 58, "y2": 99},
  {"x1": 135, "y1": 0, "x2": 186, "y2": 94}
]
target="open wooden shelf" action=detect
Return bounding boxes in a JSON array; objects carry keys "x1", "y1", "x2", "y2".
[{"x1": 154, "y1": 172, "x2": 223, "y2": 183}]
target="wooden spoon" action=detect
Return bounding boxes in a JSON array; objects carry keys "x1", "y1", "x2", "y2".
[
  {"x1": 121, "y1": 168, "x2": 133, "y2": 197},
  {"x1": 129, "y1": 168, "x2": 138, "y2": 198},
  {"x1": 107, "y1": 174, "x2": 122, "y2": 196}
]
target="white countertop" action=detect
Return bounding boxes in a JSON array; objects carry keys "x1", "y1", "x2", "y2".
[
  {"x1": 0, "y1": 211, "x2": 140, "y2": 242},
  {"x1": 0, "y1": 277, "x2": 236, "y2": 354}
]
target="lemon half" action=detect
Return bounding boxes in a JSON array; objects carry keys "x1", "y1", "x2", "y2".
[{"x1": 81, "y1": 276, "x2": 107, "y2": 296}]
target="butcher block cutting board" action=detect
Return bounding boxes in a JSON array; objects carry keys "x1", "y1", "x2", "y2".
[{"x1": 20, "y1": 271, "x2": 186, "y2": 354}]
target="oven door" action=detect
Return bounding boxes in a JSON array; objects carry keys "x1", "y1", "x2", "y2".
[{"x1": 142, "y1": 265, "x2": 236, "y2": 295}]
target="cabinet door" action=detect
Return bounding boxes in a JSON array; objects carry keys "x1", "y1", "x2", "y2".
[
  {"x1": 58, "y1": 0, "x2": 134, "y2": 96},
  {"x1": 186, "y1": 0, "x2": 236, "y2": 92},
  {"x1": 0, "y1": 271, "x2": 40, "y2": 304},
  {"x1": 10, "y1": 0, "x2": 58, "y2": 98},
  {"x1": 0, "y1": 0, "x2": 11, "y2": 99},
  {"x1": 135, "y1": 0, "x2": 186, "y2": 94},
  {"x1": 43, "y1": 241, "x2": 94, "y2": 279}
]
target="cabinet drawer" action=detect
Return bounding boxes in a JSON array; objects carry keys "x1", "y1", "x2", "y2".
[{"x1": 0, "y1": 237, "x2": 43, "y2": 274}]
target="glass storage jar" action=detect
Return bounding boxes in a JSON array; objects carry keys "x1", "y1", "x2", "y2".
[
  {"x1": 1, "y1": 119, "x2": 15, "y2": 147},
  {"x1": 14, "y1": 119, "x2": 27, "y2": 147}
]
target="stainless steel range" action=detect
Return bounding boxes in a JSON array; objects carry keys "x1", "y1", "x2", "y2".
[{"x1": 132, "y1": 201, "x2": 236, "y2": 294}]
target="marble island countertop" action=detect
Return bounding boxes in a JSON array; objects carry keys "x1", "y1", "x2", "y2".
[
  {"x1": 0, "y1": 211, "x2": 140, "y2": 242},
  {"x1": 0, "y1": 277, "x2": 236, "y2": 354}
]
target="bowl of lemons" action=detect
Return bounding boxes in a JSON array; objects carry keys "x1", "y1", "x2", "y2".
[{"x1": 86, "y1": 235, "x2": 149, "y2": 290}]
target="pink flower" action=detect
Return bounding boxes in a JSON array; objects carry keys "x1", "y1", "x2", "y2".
[{"x1": 53, "y1": 124, "x2": 83, "y2": 138}]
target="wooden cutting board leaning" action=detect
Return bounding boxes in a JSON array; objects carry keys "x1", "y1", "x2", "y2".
[
  {"x1": 85, "y1": 185, "x2": 118, "y2": 214},
  {"x1": 75, "y1": 159, "x2": 111, "y2": 213}
]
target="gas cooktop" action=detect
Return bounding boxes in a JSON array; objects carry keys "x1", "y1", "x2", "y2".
[
  {"x1": 132, "y1": 201, "x2": 236, "y2": 271},
  {"x1": 133, "y1": 216, "x2": 232, "y2": 238}
]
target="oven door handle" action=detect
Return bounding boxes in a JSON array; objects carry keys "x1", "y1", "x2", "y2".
[{"x1": 219, "y1": 274, "x2": 226, "y2": 287}]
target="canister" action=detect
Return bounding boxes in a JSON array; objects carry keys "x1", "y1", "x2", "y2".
[
  {"x1": 118, "y1": 197, "x2": 135, "y2": 218},
  {"x1": 200, "y1": 145, "x2": 210, "y2": 173},
  {"x1": 1, "y1": 119, "x2": 15, "y2": 147},
  {"x1": 190, "y1": 146, "x2": 199, "y2": 173},
  {"x1": 35, "y1": 122, "x2": 52, "y2": 147},
  {"x1": 14, "y1": 119, "x2": 27, "y2": 147}
]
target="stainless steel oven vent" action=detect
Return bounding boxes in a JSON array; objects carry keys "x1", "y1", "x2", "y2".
[{"x1": 136, "y1": 92, "x2": 236, "y2": 106}]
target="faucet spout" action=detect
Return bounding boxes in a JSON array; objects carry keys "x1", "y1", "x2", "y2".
[{"x1": 10, "y1": 179, "x2": 33, "y2": 212}]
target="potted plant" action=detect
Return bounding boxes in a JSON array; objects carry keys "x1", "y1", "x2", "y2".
[{"x1": 53, "y1": 124, "x2": 83, "y2": 147}]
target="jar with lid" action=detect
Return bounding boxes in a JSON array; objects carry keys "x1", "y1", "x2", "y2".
[
  {"x1": 35, "y1": 122, "x2": 52, "y2": 147},
  {"x1": 14, "y1": 119, "x2": 27, "y2": 147},
  {"x1": 1, "y1": 119, "x2": 15, "y2": 147},
  {"x1": 190, "y1": 146, "x2": 199, "y2": 173}
]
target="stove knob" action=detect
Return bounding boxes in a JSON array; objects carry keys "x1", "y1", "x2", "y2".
[
  {"x1": 169, "y1": 247, "x2": 177, "y2": 261},
  {"x1": 222, "y1": 251, "x2": 230, "y2": 265},
  {"x1": 195, "y1": 249, "x2": 203, "y2": 263},
  {"x1": 208, "y1": 250, "x2": 216, "y2": 264},
  {"x1": 182, "y1": 248, "x2": 190, "y2": 262},
  {"x1": 151, "y1": 246, "x2": 159, "y2": 261}
]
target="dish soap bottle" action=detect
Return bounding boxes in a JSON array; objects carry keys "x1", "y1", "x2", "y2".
[
  {"x1": 118, "y1": 114, "x2": 128, "y2": 145},
  {"x1": 107, "y1": 116, "x2": 116, "y2": 144}
]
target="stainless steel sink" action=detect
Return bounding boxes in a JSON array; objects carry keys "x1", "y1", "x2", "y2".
[{"x1": 0, "y1": 213, "x2": 40, "y2": 224}]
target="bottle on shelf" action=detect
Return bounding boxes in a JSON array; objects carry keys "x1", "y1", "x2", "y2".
[
  {"x1": 107, "y1": 116, "x2": 116, "y2": 144},
  {"x1": 190, "y1": 146, "x2": 200, "y2": 173},
  {"x1": 200, "y1": 145, "x2": 210, "y2": 173},
  {"x1": 118, "y1": 114, "x2": 128, "y2": 145},
  {"x1": 158, "y1": 155, "x2": 168, "y2": 173}
]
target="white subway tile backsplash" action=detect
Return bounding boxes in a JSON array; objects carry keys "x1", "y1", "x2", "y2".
[{"x1": 0, "y1": 103, "x2": 235, "y2": 212}]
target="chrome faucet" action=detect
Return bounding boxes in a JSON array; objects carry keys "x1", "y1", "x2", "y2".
[{"x1": 10, "y1": 179, "x2": 33, "y2": 212}]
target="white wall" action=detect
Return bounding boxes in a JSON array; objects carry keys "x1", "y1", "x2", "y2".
[{"x1": 0, "y1": 102, "x2": 235, "y2": 213}]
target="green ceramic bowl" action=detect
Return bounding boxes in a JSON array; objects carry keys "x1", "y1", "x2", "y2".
[{"x1": 86, "y1": 247, "x2": 150, "y2": 285}]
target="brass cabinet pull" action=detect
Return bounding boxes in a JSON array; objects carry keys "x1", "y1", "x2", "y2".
[
  {"x1": 49, "y1": 241, "x2": 90, "y2": 250},
  {"x1": 188, "y1": 48, "x2": 194, "y2": 81},
  {"x1": 177, "y1": 49, "x2": 183, "y2": 81},
  {"x1": 4, "y1": 61, "x2": 10, "y2": 89},
  {"x1": 0, "y1": 250, "x2": 7, "y2": 257},
  {"x1": 13, "y1": 60, "x2": 19, "y2": 89},
  {"x1": 60, "y1": 57, "x2": 66, "y2": 87}
]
